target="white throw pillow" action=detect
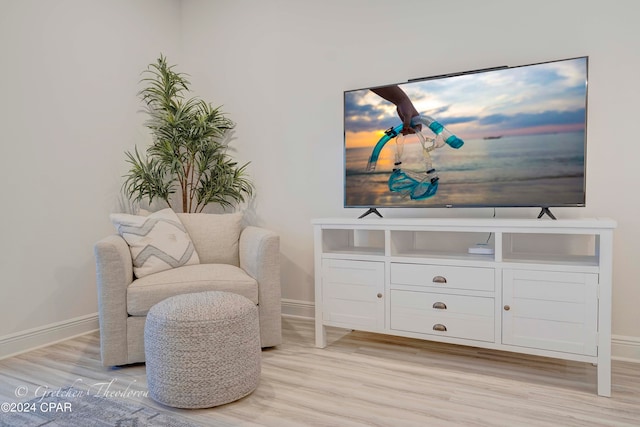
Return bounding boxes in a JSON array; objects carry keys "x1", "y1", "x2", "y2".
[{"x1": 110, "y1": 208, "x2": 200, "y2": 278}]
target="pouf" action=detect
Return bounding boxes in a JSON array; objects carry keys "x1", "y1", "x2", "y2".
[{"x1": 144, "y1": 291, "x2": 261, "y2": 408}]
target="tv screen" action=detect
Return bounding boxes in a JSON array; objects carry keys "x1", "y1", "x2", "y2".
[{"x1": 344, "y1": 56, "x2": 588, "y2": 211}]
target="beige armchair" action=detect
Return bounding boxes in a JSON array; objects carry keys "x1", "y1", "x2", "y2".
[{"x1": 94, "y1": 212, "x2": 281, "y2": 367}]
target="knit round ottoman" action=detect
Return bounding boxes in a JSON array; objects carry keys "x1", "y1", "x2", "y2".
[{"x1": 144, "y1": 291, "x2": 261, "y2": 408}]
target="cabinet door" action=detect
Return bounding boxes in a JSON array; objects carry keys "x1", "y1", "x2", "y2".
[
  {"x1": 321, "y1": 259, "x2": 384, "y2": 331},
  {"x1": 502, "y1": 269, "x2": 598, "y2": 356}
]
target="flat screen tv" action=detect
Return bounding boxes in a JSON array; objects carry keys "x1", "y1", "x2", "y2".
[{"x1": 344, "y1": 56, "x2": 588, "y2": 217}]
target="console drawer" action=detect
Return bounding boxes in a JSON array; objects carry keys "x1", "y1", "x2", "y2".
[
  {"x1": 390, "y1": 290, "x2": 494, "y2": 342},
  {"x1": 390, "y1": 263, "x2": 494, "y2": 292}
]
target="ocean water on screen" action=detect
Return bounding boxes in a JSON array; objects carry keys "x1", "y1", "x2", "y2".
[{"x1": 345, "y1": 131, "x2": 585, "y2": 207}]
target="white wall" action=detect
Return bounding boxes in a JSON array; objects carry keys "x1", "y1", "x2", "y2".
[
  {"x1": 0, "y1": 0, "x2": 181, "y2": 339},
  {"x1": 180, "y1": 0, "x2": 640, "y2": 341}
]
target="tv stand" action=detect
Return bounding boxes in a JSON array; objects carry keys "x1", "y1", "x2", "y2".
[
  {"x1": 537, "y1": 207, "x2": 557, "y2": 220},
  {"x1": 358, "y1": 208, "x2": 383, "y2": 219},
  {"x1": 312, "y1": 217, "x2": 616, "y2": 396}
]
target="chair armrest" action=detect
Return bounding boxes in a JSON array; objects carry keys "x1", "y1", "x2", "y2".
[
  {"x1": 239, "y1": 226, "x2": 281, "y2": 347},
  {"x1": 94, "y1": 234, "x2": 133, "y2": 366}
]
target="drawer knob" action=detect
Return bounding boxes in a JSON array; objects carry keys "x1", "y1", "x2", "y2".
[
  {"x1": 504, "y1": 305, "x2": 511, "y2": 311},
  {"x1": 432, "y1": 302, "x2": 447, "y2": 310},
  {"x1": 377, "y1": 293, "x2": 383, "y2": 299},
  {"x1": 432, "y1": 276, "x2": 447, "y2": 284},
  {"x1": 432, "y1": 324, "x2": 447, "y2": 332}
]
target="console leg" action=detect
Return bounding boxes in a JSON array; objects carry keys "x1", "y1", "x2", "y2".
[
  {"x1": 315, "y1": 322, "x2": 327, "y2": 348},
  {"x1": 597, "y1": 356, "x2": 612, "y2": 397}
]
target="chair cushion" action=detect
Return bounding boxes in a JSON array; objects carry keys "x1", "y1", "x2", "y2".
[
  {"x1": 127, "y1": 264, "x2": 258, "y2": 316},
  {"x1": 177, "y1": 212, "x2": 242, "y2": 266}
]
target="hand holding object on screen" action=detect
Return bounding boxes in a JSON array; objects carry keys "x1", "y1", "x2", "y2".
[{"x1": 371, "y1": 85, "x2": 422, "y2": 135}]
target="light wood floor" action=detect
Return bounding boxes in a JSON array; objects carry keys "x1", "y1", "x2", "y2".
[{"x1": 1, "y1": 317, "x2": 639, "y2": 426}]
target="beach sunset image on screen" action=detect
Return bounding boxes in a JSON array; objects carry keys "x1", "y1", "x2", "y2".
[{"x1": 344, "y1": 57, "x2": 588, "y2": 208}]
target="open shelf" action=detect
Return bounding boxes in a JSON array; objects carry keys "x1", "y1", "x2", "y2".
[
  {"x1": 390, "y1": 230, "x2": 495, "y2": 261},
  {"x1": 321, "y1": 228, "x2": 385, "y2": 256},
  {"x1": 502, "y1": 233, "x2": 598, "y2": 267}
]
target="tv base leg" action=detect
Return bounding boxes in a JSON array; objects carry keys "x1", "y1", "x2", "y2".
[
  {"x1": 358, "y1": 208, "x2": 383, "y2": 219},
  {"x1": 537, "y1": 207, "x2": 557, "y2": 220}
]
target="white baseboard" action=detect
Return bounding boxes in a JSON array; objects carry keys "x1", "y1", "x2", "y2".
[
  {"x1": 612, "y1": 335, "x2": 640, "y2": 363},
  {"x1": 281, "y1": 300, "x2": 640, "y2": 363},
  {"x1": 4, "y1": 307, "x2": 638, "y2": 364},
  {"x1": 281, "y1": 298, "x2": 314, "y2": 319},
  {"x1": 0, "y1": 313, "x2": 99, "y2": 361}
]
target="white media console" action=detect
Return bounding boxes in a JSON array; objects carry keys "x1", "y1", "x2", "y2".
[{"x1": 312, "y1": 217, "x2": 616, "y2": 396}]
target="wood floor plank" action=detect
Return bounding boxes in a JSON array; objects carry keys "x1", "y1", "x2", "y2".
[{"x1": 0, "y1": 317, "x2": 639, "y2": 426}]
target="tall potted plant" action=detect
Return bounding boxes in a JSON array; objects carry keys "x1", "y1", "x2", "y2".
[{"x1": 123, "y1": 55, "x2": 253, "y2": 213}]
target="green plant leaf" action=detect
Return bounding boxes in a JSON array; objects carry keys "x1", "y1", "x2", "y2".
[{"x1": 121, "y1": 55, "x2": 252, "y2": 212}]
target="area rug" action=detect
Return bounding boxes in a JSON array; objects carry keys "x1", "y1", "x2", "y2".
[{"x1": 0, "y1": 387, "x2": 199, "y2": 427}]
